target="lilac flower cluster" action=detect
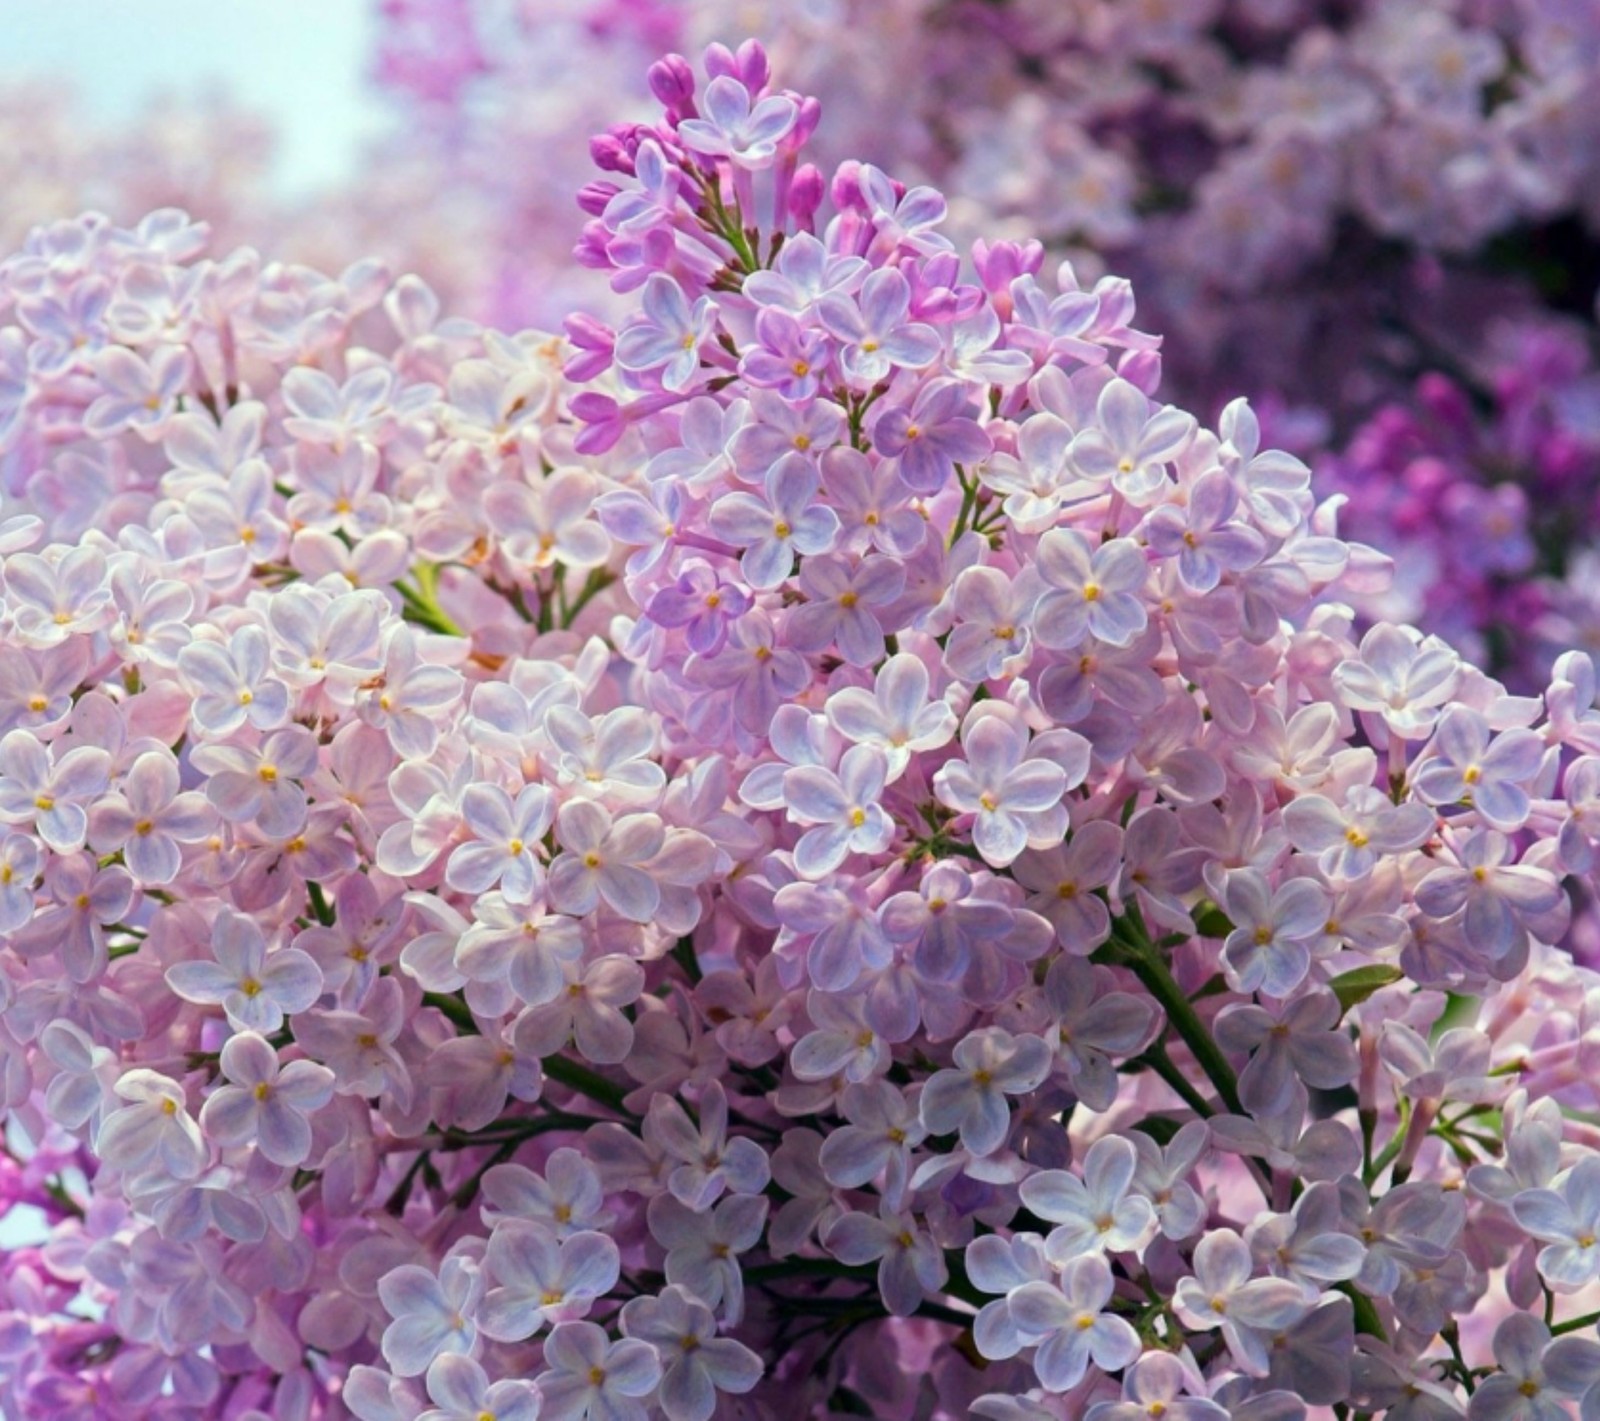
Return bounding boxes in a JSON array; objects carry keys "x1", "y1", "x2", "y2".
[
  {"x1": 360, "y1": 0, "x2": 1600, "y2": 676},
  {"x1": 370, "y1": 1, "x2": 1600, "y2": 412},
  {"x1": 9, "y1": 36, "x2": 1600, "y2": 1421}
]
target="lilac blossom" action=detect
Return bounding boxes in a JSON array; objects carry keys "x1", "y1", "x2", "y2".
[
  {"x1": 377, "y1": 1257, "x2": 484, "y2": 1378},
  {"x1": 1033, "y1": 531, "x2": 1150, "y2": 649},
  {"x1": 918, "y1": 1027, "x2": 1053, "y2": 1156},
  {"x1": 646, "y1": 565, "x2": 751, "y2": 656},
  {"x1": 615, "y1": 274, "x2": 716, "y2": 391},
  {"x1": 1334, "y1": 624, "x2": 1462, "y2": 739},
  {"x1": 1173, "y1": 1229, "x2": 1313, "y2": 1376},
  {"x1": 537, "y1": 1322, "x2": 663, "y2": 1421},
  {"x1": 619, "y1": 1287, "x2": 761, "y2": 1421},
  {"x1": 512, "y1": 954, "x2": 645, "y2": 1065},
  {"x1": 879, "y1": 860, "x2": 1014, "y2": 982},
  {"x1": 1144, "y1": 469, "x2": 1268, "y2": 594},
  {"x1": 1020, "y1": 1137, "x2": 1157, "y2": 1263},
  {"x1": 1413, "y1": 831, "x2": 1565, "y2": 962},
  {"x1": 1032, "y1": 956, "x2": 1160, "y2": 1111},
  {"x1": 478, "y1": 1222, "x2": 620, "y2": 1341},
  {"x1": 676, "y1": 76, "x2": 797, "y2": 168},
  {"x1": 95, "y1": 1069, "x2": 206, "y2": 1181},
  {"x1": 177, "y1": 625, "x2": 290, "y2": 736},
  {"x1": 87, "y1": 749, "x2": 214, "y2": 885},
  {"x1": 643, "y1": 1081, "x2": 771, "y2": 1211},
  {"x1": 1008, "y1": 1254, "x2": 1142, "y2": 1393},
  {"x1": 165, "y1": 910, "x2": 323, "y2": 1034},
  {"x1": 1413, "y1": 707, "x2": 1546, "y2": 830},
  {"x1": 873, "y1": 378, "x2": 991, "y2": 495},
  {"x1": 649, "y1": 1192, "x2": 768, "y2": 1324},
  {"x1": 785, "y1": 554, "x2": 905, "y2": 666},
  {"x1": 1219, "y1": 869, "x2": 1331, "y2": 998},
  {"x1": 708, "y1": 452, "x2": 840, "y2": 589},
  {"x1": 823, "y1": 1204, "x2": 949, "y2": 1317},
  {"x1": 781, "y1": 744, "x2": 895, "y2": 877},
  {"x1": 417, "y1": 1355, "x2": 540, "y2": 1421},
  {"x1": 933, "y1": 713, "x2": 1077, "y2": 868},
  {"x1": 445, "y1": 782, "x2": 554, "y2": 901},
  {"x1": 1068, "y1": 378, "x2": 1195, "y2": 503},
  {"x1": 0, "y1": 728, "x2": 111, "y2": 853},
  {"x1": 1512, "y1": 1159, "x2": 1600, "y2": 1289},
  {"x1": 197, "y1": 1030, "x2": 335, "y2": 1168},
  {"x1": 818, "y1": 268, "x2": 941, "y2": 385},
  {"x1": 1012, "y1": 820, "x2": 1124, "y2": 954},
  {"x1": 1282, "y1": 785, "x2": 1436, "y2": 880},
  {"x1": 823, "y1": 652, "x2": 957, "y2": 777},
  {"x1": 191, "y1": 726, "x2": 319, "y2": 839}
]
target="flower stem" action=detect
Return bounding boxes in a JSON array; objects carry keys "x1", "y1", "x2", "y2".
[{"x1": 1104, "y1": 923, "x2": 1243, "y2": 1116}]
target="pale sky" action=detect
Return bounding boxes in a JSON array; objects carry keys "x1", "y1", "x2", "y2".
[{"x1": 2, "y1": 0, "x2": 386, "y2": 195}]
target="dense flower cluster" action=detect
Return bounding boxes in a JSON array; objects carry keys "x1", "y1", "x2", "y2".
[{"x1": 8, "y1": 34, "x2": 1600, "y2": 1421}]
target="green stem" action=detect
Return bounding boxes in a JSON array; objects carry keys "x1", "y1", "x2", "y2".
[
  {"x1": 1130, "y1": 1042, "x2": 1215, "y2": 1118},
  {"x1": 1443, "y1": 1322, "x2": 1474, "y2": 1393},
  {"x1": 423, "y1": 991, "x2": 478, "y2": 1034},
  {"x1": 949, "y1": 465, "x2": 979, "y2": 547},
  {"x1": 384, "y1": 1148, "x2": 435, "y2": 1215},
  {"x1": 672, "y1": 935, "x2": 703, "y2": 985},
  {"x1": 542, "y1": 1053, "x2": 635, "y2": 1118},
  {"x1": 1364, "y1": 1098, "x2": 1410, "y2": 1186},
  {"x1": 395, "y1": 579, "x2": 464, "y2": 637},
  {"x1": 1338, "y1": 1282, "x2": 1388, "y2": 1341},
  {"x1": 1105, "y1": 925, "x2": 1242, "y2": 1116},
  {"x1": 562, "y1": 568, "x2": 616, "y2": 629},
  {"x1": 305, "y1": 881, "x2": 336, "y2": 927}
]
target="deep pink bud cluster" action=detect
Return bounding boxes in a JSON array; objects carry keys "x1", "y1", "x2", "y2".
[{"x1": 1320, "y1": 320, "x2": 1600, "y2": 686}]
